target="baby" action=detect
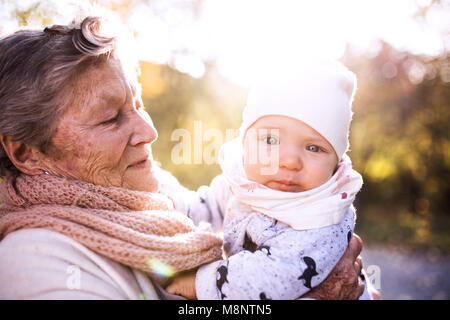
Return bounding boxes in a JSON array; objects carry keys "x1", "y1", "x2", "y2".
[{"x1": 165, "y1": 60, "x2": 372, "y2": 300}]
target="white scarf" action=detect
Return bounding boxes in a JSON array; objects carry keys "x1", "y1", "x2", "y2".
[{"x1": 219, "y1": 139, "x2": 363, "y2": 230}]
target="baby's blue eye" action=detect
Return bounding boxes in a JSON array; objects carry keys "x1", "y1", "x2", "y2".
[
  {"x1": 306, "y1": 145, "x2": 321, "y2": 152},
  {"x1": 264, "y1": 136, "x2": 279, "y2": 145}
]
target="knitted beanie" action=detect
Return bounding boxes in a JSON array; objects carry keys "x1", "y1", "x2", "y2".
[{"x1": 239, "y1": 60, "x2": 357, "y2": 160}]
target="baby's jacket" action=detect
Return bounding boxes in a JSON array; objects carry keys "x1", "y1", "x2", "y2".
[{"x1": 158, "y1": 169, "x2": 359, "y2": 300}]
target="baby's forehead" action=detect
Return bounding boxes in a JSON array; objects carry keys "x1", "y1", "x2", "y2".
[
  {"x1": 247, "y1": 115, "x2": 332, "y2": 143},
  {"x1": 251, "y1": 115, "x2": 314, "y2": 132}
]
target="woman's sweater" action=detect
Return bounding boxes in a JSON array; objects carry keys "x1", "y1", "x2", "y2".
[{"x1": 0, "y1": 228, "x2": 161, "y2": 299}]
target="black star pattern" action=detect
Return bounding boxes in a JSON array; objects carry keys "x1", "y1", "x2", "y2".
[
  {"x1": 216, "y1": 264, "x2": 229, "y2": 300},
  {"x1": 257, "y1": 245, "x2": 271, "y2": 256},
  {"x1": 259, "y1": 292, "x2": 272, "y2": 300},
  {"x1": 298, "y1": 256, "x2": 319, "y2": 289},
  {"x1": 243, "y1": 232, "x2": 257, "y2": 252}
]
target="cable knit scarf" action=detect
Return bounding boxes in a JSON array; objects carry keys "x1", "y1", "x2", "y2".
[{"x1": 0, "y1": 173, "x2": 223, "y2": 275}]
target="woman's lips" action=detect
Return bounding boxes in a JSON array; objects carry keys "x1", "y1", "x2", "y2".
[{"x1": 129, "y1": 158, "x2": 152, "y2": 170}]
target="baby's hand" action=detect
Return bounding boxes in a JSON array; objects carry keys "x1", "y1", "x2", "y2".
[{"x1": 166, "y1": 271, "x2": 197, "y2": 300}]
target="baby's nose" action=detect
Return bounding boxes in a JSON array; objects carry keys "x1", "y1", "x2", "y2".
[{"x1": 279, "y1": 147, "x2": 303, "y2": 171}]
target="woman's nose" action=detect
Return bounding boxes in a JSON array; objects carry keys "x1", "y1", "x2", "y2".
[
  {"x1": 130, "y1": 109, "x2": 158, "y2": 146},
  {"x1": 279, "y1": 146, "x2": 303, "y2": 171}
]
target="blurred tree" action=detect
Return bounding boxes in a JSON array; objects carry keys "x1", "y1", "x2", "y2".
[
  {"x1": 343, "y1": 42, "x2": 450, "y2": 218},
  {"x1": 139, "y1": 61, "x2": 247, "y2": 190}
]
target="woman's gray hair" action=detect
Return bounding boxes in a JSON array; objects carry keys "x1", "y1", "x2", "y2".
[{"x1": 0, "y1": 16, "x2": 119, "y2": 176}]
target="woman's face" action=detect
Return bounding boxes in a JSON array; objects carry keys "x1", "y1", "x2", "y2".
[{"x1": 42, "y1": 59, "x2": 159, "y2": 192}]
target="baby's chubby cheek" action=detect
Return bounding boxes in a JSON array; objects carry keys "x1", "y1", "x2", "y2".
[
  {"x1": 243, "y1": 160, "x2": 268, "y2": 185},
  {"x1": 242, "y1": 137, "x2": 280, "y2": 183}
]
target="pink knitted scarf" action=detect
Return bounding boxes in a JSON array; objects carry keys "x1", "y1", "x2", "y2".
[{"x1": 0, "y1": 173, "x2": 223, "y2": 274}]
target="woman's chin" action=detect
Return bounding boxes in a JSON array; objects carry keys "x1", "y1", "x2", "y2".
[{"x1": 123, "y1": 171, "x2": 160, "y2": 193}]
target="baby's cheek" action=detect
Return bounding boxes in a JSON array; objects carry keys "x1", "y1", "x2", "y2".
[
  {"x1": 244, "y1": 162, "x2": 265, "y2": 183},
  {"x1": 308, "y1": 167, "x2": 334, "y2": 189}
]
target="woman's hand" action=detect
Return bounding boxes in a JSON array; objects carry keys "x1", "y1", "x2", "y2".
[
  {"x1": 302, "y1": 234, "x2": 365, "y2": 300},
  {"x1": 166, "y1": 271, "x2": 197, "y2": 299}
]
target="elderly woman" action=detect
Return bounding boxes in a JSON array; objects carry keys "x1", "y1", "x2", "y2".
[{"x1": 0, "y1": 16, "x2": 365, "y2": 300}]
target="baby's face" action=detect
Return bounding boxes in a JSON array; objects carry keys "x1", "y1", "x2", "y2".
[{"x1": 243, "y1": 115, "x2": 338, "y2": 192}]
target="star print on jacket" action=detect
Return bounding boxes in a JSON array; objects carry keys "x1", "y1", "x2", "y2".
[
  {"x1": 298, "y1": 256, "x2": 319, "y2": 289},
  {"x1": 243, "y1": 232, "x2": 257, "y2": 252},
  {"x1": 156, "y1": 169, "x2": 368, "y2": 300},
  {"x1": 216, "y1": 264, "x2": 229, "y2": 300},
  {"x1": 259, "y1": 292, "x2": 272, "y2": 300},
  {"x1": 257, "y1": 245, "x2": 271, "y2": 256}
]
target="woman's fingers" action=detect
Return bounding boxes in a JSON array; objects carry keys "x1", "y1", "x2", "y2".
[
  {"x1": 354, "y1": 277, "x2": 366, "y2": 300},
  {"x1": 348, "y1": 234, "x2": 363, "y2": 260},
  {"x1": 342, "y1": 234, "x2": 365, "y2": 299},
  {"x1": 355, "y1": 256, "x2": 363, "y2": 275}
]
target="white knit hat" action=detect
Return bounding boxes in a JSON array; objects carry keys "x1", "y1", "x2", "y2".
[{"x1": 239, "y1": 60, "x2": 357, "y2": 160}]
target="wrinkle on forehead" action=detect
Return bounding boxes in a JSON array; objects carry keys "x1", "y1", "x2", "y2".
[{"x1": 68, "y1": 59, "x2": 130, "y2": 121}]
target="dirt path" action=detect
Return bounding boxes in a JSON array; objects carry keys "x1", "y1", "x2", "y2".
[{"x1": 361, "y1": 245, "x2": 450, "y2": 300}]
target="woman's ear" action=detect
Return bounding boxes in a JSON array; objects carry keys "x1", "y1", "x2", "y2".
[{"x1": 0, "y1": 134, "x2": 44, "y2": 175}]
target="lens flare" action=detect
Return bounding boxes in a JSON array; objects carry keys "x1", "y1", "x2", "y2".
[{"x1": 148, "y1": 258, "x2": 176, "y2": 278}]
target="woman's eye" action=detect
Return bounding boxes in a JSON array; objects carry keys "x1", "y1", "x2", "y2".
[
  {"x1": 306, "y1": 145, "x2": 321, "y2": 152},
  {"x1": 101, "y1": 114, "x2": 119, "y2": 125},
  {"x1": 264, "y1": 136, "x2": 279, "y2": 145}
]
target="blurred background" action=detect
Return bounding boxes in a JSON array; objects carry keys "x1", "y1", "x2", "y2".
[{"x1": 1, "y1": 0, "x2": 449, "y2": 299}]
